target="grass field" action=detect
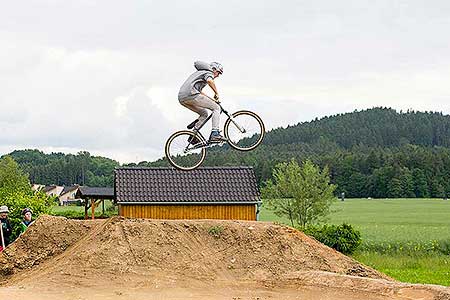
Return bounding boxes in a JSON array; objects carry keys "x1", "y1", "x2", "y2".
[
  {"x1": 260, "y1": 198, "x2": 450, "y2": 286},
  {"x1": 50, "y1": 200, "x2": 117, "y2": 218}
]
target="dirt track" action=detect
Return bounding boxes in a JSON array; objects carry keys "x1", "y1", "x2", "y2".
[{"x1": 1, "y1": 215, "x2": 449, "y2": 300}]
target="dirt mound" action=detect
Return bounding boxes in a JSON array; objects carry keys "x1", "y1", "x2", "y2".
[
  {"x1": 2, "y1": 216, "x2": 384, "y2": 282},
  {"x1": 1, "y1": 216, "x2": 450, "y2": 300},
  {"x1": 0, "y1": 215, "x2": 100, "y2": 278}
]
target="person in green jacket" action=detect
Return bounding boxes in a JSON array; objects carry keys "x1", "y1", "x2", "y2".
[{"x1": 20, "y1": 208, "x2": 34, "y2": 234}]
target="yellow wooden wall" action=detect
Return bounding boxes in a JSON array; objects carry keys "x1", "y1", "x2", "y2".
[{"x1": 119, "y1": 204, "x2": 256, "y2": 221}]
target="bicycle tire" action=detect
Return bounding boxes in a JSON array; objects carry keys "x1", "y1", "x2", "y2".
[
  {"x1": 224, "y1": 110, "x2": 265, "y2": 151},
  {"x1": 165, "y1": 130, "x2": 207, "y2": 171}
]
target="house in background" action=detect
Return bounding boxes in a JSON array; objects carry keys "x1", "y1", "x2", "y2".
[
  {"x1": 59, "y1": 185, "x2": 81, "y2": 205},
  {"x1": 31, "y1": 184, "x2": 45, "y2": 192},
  {"x1": 42, "y1": 185, "x2": 64, "y2": 197},
  {"x1": 115, "y1": 167, "x2": 261, "y2": 221}
]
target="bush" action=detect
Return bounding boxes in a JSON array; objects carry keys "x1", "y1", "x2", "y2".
[
  {"x1": 0, "y1": 190, "x2": 54, "y2": 239},
  {"x1": 0, "y1": 156, "x2": 54, "y2": 240},
  {"x1": 303, "y1": 223, "x2": 362, "y2": 255},
  {"x1": 208, "y1": 225, "x2": 224, "y2": 238}
]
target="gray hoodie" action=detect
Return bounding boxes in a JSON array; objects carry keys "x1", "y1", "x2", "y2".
[{"x1": 178, "y1": 61, "x2": 214, "y2": 101}]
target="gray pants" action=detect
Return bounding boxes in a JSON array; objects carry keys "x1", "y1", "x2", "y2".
[{"x1": 180, "y1": 94, "x2": 220, "y2": 130}]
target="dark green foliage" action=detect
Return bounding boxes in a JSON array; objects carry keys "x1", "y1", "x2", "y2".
[
  {"x1": 0, "y1": 156, "x2": 54, "y2": 240},
  {"x1": 262, "y1": 107, "x2": 450, "y2": 149},
  {"x1": 208, "y1": 225, "x2": 224, "y2": 238},
  {"x1": 437, "y1": 241, "x2": 450, "y2": 255},
  {"x1": 303, "y1": 223, "x2": 362, "y2": 255},
  {"x1": 5, "y1": 150, "x2": 119, "y2": 187}
]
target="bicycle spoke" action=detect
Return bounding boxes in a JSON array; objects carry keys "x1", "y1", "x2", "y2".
[
  {"x1": 225, "y1": 111, "x2": 265, "y2": 151},
  {"x1": 165, "y1": 131, "x2": 206, "y2": 170}
]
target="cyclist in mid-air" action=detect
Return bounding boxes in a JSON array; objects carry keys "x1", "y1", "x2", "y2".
[{"x1": 178, "y1": 61, "x2": 225, "y2": 143}]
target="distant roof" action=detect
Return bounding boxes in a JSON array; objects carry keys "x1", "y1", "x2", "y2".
[
  {"x1": 76, "y1": 186, "x2": 114, "y2": 199},
  {"x1": 115, "y1": 167, "x2": 260, "y2": 204},
  {"x1": 60, "y1": 185, "x2": 79, "y2": 195},
  {"x1": 42, "y1": 185, "x2": 57, "y2": 193}
]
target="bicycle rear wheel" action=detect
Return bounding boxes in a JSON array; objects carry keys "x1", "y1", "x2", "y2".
[
  {"x1": 165, "y1": 130, "x2": 206, "y2": 170},
  {"x1": 224, "y1": 110, "x2": 265, "y2": 151}
]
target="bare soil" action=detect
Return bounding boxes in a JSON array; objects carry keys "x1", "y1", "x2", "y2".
[{"x1": 1, "y1": 215, "x2": 449, "y2": 300}]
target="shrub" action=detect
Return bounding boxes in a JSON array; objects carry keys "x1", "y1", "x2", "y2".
[
  {"x1": 208, "y1": 225, "x2": 224, "y2": 238},
  {"x1": 0, "y1": 156, "x2": 54, "y2": 240},
  {"x1": 1, "y1": 189, "x2": 54, "y2": 239},
  {"x1": 303, "y1": 223, "x2": 362, "y2": 255},
  {"x1": 438, "y1": 241, "x2": 450, "y2": 255}
]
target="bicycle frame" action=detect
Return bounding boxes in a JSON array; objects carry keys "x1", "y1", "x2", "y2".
[
  {"x1": 166, "y1": 103, "x2": 265, "y2": 170},
  {"x1": 194, "y1": 103, "x2": 245, "y2": 133},
  {"x1": 184, "y1": 103, "x2": 245, "y2": 152}
]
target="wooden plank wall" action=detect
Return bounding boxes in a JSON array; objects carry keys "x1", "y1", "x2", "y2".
[{"x1": 119, "y1": 204, "x2": 256, "y2": 221}]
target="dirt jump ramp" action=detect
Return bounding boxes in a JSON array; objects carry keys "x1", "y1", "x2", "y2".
[{"x1": 1, "y1": 215, "x2": 449, "y2": 300}]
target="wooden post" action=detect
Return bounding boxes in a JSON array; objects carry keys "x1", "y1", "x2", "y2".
[
  {"x1": 91, "y1": 198, "x2": 95, "y2": 220},
  {"x1": 84, "y1": 199, "x2": 89, "y2": 220},
  {"x1": 102, "y1": 199, "x2": 105, "y2": 215},
  {"x1": 0, "y1": 220, "x2": 5, "y2": 250}
]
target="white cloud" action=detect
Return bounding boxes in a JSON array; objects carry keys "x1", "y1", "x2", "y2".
[{"x1": 1, "y1": 1, "x2": 450, "y2": 163}]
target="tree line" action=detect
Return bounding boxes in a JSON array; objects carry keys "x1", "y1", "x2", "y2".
[
  {"x1": 5, "y1": 150, "x2": 119, "y2": 187},
  {"x1": 4, "y1": 107, "x2": 450, "y2": 197}
]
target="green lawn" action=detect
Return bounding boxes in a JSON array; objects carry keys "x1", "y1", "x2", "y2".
[
  {"x1": 353, "y1": 252, "x2": 450, "y2": 286},
  {"x1": 260, "y1": 198, "x2": 450, "y2": 286},
  {"x1": 50, "y1": 200, "x2": 117, "y2": 218},
  {"x1": 261, "y1": 198, "x2": 450, "y2": 245}
]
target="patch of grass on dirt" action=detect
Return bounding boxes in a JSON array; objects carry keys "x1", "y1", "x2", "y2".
[{"x1": 208, "y1": 225, "x2": 224, "y2": 238}]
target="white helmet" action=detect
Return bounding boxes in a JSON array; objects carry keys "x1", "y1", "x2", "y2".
[
  {"x1": 0, "y1": 205, "x2": 9, "y2": 213},
  {"x1": 210, "y1": 62, "x2": 223, "y2": 74}
]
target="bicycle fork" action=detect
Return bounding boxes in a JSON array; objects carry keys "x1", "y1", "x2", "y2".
[
  {"x1": 228, "y1": 116, "x2": 246, "y2": 133},
  {"x1": 221, "y1": 107, "x2": 246, "y2": 134}
]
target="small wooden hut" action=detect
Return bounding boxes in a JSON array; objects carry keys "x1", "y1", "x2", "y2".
[{"x1": 114, "y1": 167, "x2": 261, "y2": 220}]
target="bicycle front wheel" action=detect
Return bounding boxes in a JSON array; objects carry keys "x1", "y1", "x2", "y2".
[
  {"x1": 165, "y1": 130, "x2": 206, "y2": 171},
  {"x1": 224, "y1": 110, "x2": 265, "y2": 151}
]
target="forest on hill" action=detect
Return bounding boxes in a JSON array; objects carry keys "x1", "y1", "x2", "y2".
[{"x1": 4, "y1": 107, "x2": 450, "y2": 198}]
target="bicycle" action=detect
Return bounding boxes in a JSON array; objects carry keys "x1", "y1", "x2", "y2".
[{"x1": 165, "y1": 102, "x2": 265, "y2": 170}]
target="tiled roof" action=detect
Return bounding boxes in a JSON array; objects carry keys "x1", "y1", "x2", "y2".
[
  {"x1": 60, "y1": 185, "x2": 79, "y2": 195},
  {"x1": 42, "y1": 185, "x2": 57, "y2": 193},
  {"x1": 115, "y1": 167, "x2": 260, "y2": 204},
  {"x1": 76, "y1": 186, "x2": 115, "y2": 199}
]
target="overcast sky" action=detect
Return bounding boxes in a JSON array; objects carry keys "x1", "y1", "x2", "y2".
[{"x1": 1, "y1": 1, "x2": 449, "y2": 163}]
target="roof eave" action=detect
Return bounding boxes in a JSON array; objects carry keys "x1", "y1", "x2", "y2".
[{"x1": 117, "y1": 201, "x2": 261, "y2": 205}]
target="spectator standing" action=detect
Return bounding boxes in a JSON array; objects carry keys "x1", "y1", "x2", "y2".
[
  {"x1": 20, "y1": 207, "x2": 34, "y2": 234},
  {"x1": 0, "y1": 205, "x2": 12, "y2": 251}
]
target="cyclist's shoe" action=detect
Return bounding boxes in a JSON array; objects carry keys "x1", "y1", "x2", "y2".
[
  {"x1": 187, "y1": 135, "x2": 201, "y2": 145},
  {"x1": 187, "y1": 119, "x2": 199, "y2": 129},
  {"x1": 209, "y1": 130, "x2": 227, "y2": 143}
]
